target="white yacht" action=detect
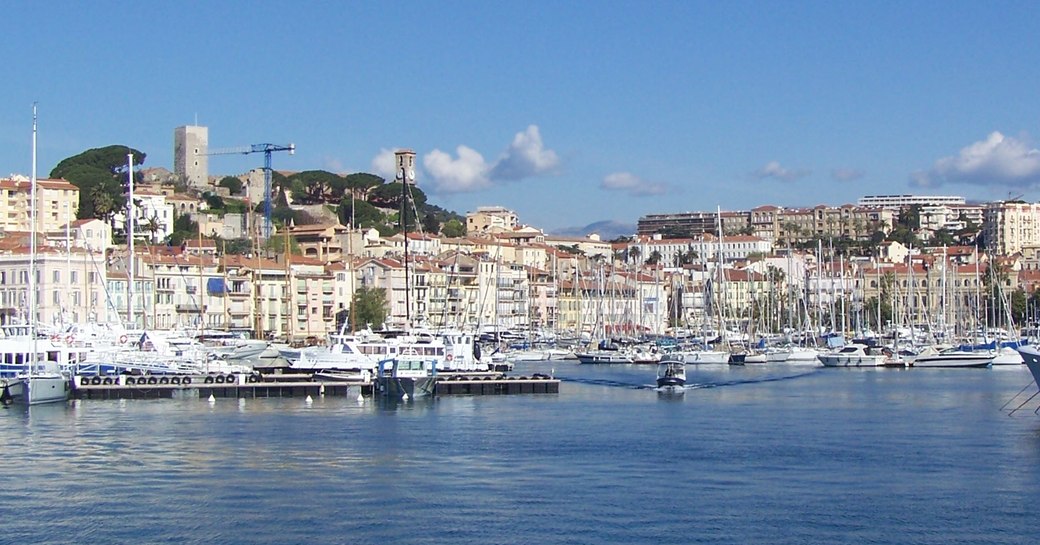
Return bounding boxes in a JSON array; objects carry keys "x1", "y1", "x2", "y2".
[
  {"x1": 817, "y1": 344, "x2": 889, "y2": 367},
  {"x1": 911, "y1": 347, "x2": 994, "y2": 368}
]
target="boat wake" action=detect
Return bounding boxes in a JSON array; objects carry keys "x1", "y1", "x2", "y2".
[
  {"x1": 687, "y1": 370, "x2": 819, "y2": 390},
  {"x1": 553, "y1": 368, "x2": 820, "y2": 391},
  {"x1": 558, "y1": 377, "x2": 651, "y2": 390}
]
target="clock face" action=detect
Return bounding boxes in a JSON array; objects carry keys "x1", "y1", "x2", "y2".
[{"x1": 407, "y1": 169, "x2": 416, "y2": 180}]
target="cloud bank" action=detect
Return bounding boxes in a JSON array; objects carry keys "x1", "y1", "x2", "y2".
[
  {"x1": 375, "y1": 124, "x2": 561, "y2": 194},
  {"x1": 752, "y1": 161, "x2": 811, "y2": 182},
  {"x1": 600, "y1": 172, "x2": 668, "y2": 197},
  {"x1": 423, "y1": 145, "x2": 491, "y2": 192},
  {"x1": 911, "y1": 131, "x2": 1040, "y2": 188}
]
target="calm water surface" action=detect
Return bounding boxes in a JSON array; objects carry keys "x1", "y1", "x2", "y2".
[{"x1": 3, "y1": 363, "x2": 1040, "y2": 544}]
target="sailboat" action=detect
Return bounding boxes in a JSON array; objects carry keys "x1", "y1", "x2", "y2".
[{"x1": 2, "y1": 104, "x2": 69, "y2": 405}]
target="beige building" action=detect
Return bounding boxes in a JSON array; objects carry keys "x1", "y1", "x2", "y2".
[
  {"x1": 0, "y1": 177, "x2": 79, "y2": 234},
  {"x1": 466, "y1": 206, "x2": 519, "y2": 234},
  {"x1": 0, "y1": 245, "x2": 111, "y2": 326},
  {"x1": 983, "y1": 201, "x2": 1040, "y2": 256},
  {"x1": 750, "y1": 204, "x2": 894, "y2": 243}
]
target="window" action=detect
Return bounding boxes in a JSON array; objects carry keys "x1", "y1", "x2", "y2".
[{"x1": 53, "y1": 270, "x2": 60, "y2": 282}]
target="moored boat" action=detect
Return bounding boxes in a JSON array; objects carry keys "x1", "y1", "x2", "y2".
[
  {"x1": 817, "y1": 344, "x2": 888, "y2": 367},
  {"x1": 374, "y1": 355, "x2": 436, "y2": 399},
  {"x1": 911, "y1": 347, "x2": 994, "y2": 368}
]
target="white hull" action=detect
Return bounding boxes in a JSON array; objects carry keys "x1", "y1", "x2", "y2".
[
  {"x1": 3, "y1": 373, "x2": 69, "y2": 405},
  {"x1": 669, "y1": 351, "x2": 729, "y2": 364},
  {"x1": 817, "y1": 355, "x2": 888, "y2": 367},
  {"x1": 991, "y1": 347, "x2": 1024, "y2": 366},
  {"x1": 912, "y1": 353, "x2": 993, "y2": 368},
  {"x1": 575, "y1": 351, "x2": 633, "y2": 364}
]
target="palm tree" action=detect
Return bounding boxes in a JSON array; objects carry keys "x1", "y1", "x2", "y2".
[
  {"x1": 144, "y1": 213, "x2": 164, "y2": 243},
  {"x1": 628, "y1": 246, "x2": 642, "y2": 266}
]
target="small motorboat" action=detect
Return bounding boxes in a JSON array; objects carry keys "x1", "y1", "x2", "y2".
[{"x1": 656, "y1": 357, "x2": 686, "y2": 394}]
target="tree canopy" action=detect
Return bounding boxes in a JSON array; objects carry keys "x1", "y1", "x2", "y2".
[{"x1": 50, "y1": 145, "x2": 146, "y2": 220}]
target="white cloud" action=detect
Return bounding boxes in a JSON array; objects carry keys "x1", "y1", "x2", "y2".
[
  {"x1": 911, "y1": 131, "x2": 1040, "y2": 188},
  {"x1": 489, "y1": 125, "x2": 561, "y2": 181},
  {"x1": 753, "y1": 161, "x2": 811, "y2": 182},
  {"x1": 830, "y1": 168, "x2": 864, "y2": 181},
  {"x1": 423, "y1": 145, "x2": 491, "y2": 193},
  {"x1": 371, "y1": 148, "x2": 398, "y2": 181},
  {"x1": 419, "y1": 125, "x2": 561, "y2": 193},
  {"x1": 601, "y1": 172, "x2": 668, "y2": 197}
]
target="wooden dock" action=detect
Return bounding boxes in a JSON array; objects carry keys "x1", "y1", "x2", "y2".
[{"x1": 70, "y1": 372, "x2": 559, "y2": 400}]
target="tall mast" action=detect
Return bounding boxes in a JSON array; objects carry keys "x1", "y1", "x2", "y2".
[
  {"x1": 127, "y1": 151, "x2": 135, "y2": 330},
  {"x1": 29, "y1": 103, "x2": 38, "y2": 372},
  {"x1": 395, "y1": 150, "x2": 416, "y2": 330}
]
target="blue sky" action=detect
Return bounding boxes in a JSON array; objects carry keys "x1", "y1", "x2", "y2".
[{"x1": 4, "y1": 1, "x2": 1040, "y2": 233}]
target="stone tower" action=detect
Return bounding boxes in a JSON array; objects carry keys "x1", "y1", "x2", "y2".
[{"x1": 174, "y1": 125, "x2": 208, "y2": 190}]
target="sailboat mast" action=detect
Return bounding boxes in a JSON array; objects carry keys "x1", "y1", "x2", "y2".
[
  {"x1": 127, "y1": 152, "x2": 135, "y2": 330},
  {"x1": 29, "y1": 103, "x2": 39, "y2": 372}
]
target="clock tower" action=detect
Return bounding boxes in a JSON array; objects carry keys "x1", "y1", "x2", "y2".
[{"x1": 394, "y1": 149, "x2": 416, "y2": 185}]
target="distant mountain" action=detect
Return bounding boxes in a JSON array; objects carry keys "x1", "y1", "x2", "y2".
[{"x1": 549, "y1": 220, "x2": 635, "y2": 240}]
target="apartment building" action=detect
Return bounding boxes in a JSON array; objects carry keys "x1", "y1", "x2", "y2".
[
  {"x1": 0, "y1": 177, "x2": 79, "y2": 234},
  {"x1": 466, "y1": 206, "x2": 519, "y2": 234},
  {"x1": 0, "y1": 245, "x2": 111, "y2": 326},
  {"x1": 983, "y1": 201, "x2": 1040, "y2": 256}
]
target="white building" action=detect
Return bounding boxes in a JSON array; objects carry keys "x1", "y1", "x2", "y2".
[
  {"x1": 111, "y1": 190, "x2": 175, "y2": 243},
  {"x1": 858, "y1": 194, "x2": 966, "y2": 208}
]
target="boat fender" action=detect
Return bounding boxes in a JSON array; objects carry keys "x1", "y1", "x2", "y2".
[
  {"x1": 171, "y1": 377, "x2": 181, "y2": 385},
  {"x1": 91, "y1": 376, "x2": 102, "y2": 386},
  {"x1": 80, "y1": 377, "x2": 90, "y2": 386},
  {"x1": 215, "y1": 375, "x2": 225, "y2": 384},
  {"x1": 159, "y1": 377, "x2": 169, "y2": 385},
  {"x1": 226, "y1": 375, "x2": 236, "y2": 384},
  {"x1": 147, "y1": 377, "x2": 158, "y2": 385},
  {"x1": 182, "y1": 377, "x2": 192, "y2": 385},
  {"x1": 102, "y1": 377, "x2": 113, "y2": 385},
  {"x1": 204, "y1": 376, "x2": 215, "y2": 384},
  {"x1": 119, "y1": 335, "x2": 128, "y2": 344}
]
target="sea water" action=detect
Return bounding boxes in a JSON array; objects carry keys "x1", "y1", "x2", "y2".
[{"x1": 2, "y1": 363, "x2": 1040, "y2": 545}]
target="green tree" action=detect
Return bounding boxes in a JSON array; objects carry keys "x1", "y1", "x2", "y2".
[
  {"x1": 142, "y1": 213, "x2": 165, "y2": 243},
  {"x1": 203, "y1": 193, "x2": 225, "y2": 210},
  {"x1": 646, "y1": 250, "x2": 662, "y2": 265},
  {"x1": 930, "y1": 228, "x2": 956, "y2": 247},
  {"x1": 344, "y1": 172, "x2": 385, "y2": 199},
  {"x1": 422, "y1": 212, "x2": 440, "y2": 234},
  {"x1": 51, "y1": 145, "x2": 146, "y2": 179},
  {"x1": 441, "y1": 218, "x2": 465, "y2": 238},
  {"x1": 352, "y1": 286, "x2": 388, "y2": 329},
  {"x1": 338, "y1": 197, "x2": 384, "y2": 229},
  {"x1": 286, "y1": 170, "x2": 346, "y2": 204},
  {"x1": 218, "y1": 176, "x2": 243, "y2": 194},
  {"x1": 169, "y1": 214, "x2": 199, "y2": 246}
]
